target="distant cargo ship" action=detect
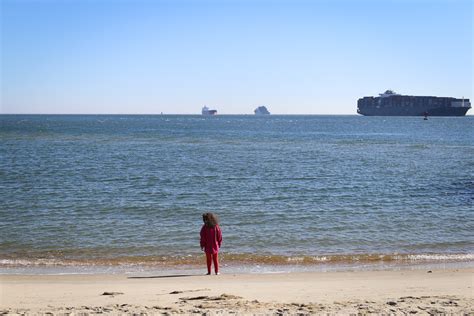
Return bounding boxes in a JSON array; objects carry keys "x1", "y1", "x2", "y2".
[
  {"x1": 357, "y1": 90, "x2": 471, "y2": 116},
  {"x1": 254, "y1": 106, "x2": 270, "y2": 115},
  {"x1": 202, "y1": 106, "x2": 217, "y2": 116}
]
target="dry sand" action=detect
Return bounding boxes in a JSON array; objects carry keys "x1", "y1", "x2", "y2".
[{"x1": 0, "y1": 268, "x2": 473, "y2": 315}]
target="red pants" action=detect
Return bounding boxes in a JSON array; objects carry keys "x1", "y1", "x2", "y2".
[{"x1": 206, "y1": 252, "x2": 219, "y2": 274}]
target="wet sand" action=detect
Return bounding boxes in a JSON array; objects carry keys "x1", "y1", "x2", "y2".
[{"x1": 1, "y1": 268, "x2": 472, "y2": 315}]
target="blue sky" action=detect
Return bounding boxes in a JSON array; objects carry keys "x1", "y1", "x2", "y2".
[{"x1": 1, "y1": 0, "x2": 472, "y2": 114}]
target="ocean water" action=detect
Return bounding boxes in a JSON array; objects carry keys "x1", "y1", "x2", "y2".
[{"x1": 0, "y1": 115, "x2": 473, "y2": 273}]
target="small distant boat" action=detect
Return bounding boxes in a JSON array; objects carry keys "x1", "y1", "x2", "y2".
[
  {"x1": 202, "y1": 106, "x2": 217, "y2": 116},
  {"x1": 254, "y1": 106, "x2": 270, "y2": 115}
]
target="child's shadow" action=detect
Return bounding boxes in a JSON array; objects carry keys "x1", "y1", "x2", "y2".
[{"x1": 127, "y1": 274, "x2": 194, "y2": 279}]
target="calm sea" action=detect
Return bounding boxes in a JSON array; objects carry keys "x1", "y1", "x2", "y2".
[{"x1": 0, "y1": 115, "x2": 473, "y2": 273}]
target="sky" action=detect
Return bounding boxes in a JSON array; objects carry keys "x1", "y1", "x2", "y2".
[{"x1": 0, "y1": 0, "x2": 472, "y2": 115}]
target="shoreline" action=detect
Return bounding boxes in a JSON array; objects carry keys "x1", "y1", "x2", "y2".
[
  {"x1": 1, "y1": 258, "x2": 473, "y2": 276},
  {"x1": 1, "y1": 267, "x2": 472, "y2": 314}
]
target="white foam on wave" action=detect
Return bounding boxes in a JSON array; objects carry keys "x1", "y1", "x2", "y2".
[
  {"x1": 0, "y1": 259, "x2": 65, "y2": 266},
  {"x1": 406, "y1": 254, "x2": 474, "y2": 261}
]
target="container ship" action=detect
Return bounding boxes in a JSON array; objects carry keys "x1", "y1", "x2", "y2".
[
  {"x1": 357, "y1": 90, "x2": 471, "y2": 116},
  {"x1": 254, "y1": 106, "x2": 270, "y2": 115},
  {"x1": 202, "y1": 106, "x2": 217, "y2": 116}
]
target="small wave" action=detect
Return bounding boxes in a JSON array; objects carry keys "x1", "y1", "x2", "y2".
[
  {"x1": 0, "y1": 259, "x2": 65, "y2": 266},
  {"x1": 1, "y1": 253, "x2": 472, "y2": 268},
  {"x1": 405, "y1": 254, "x2": 474, "y2": 261}
]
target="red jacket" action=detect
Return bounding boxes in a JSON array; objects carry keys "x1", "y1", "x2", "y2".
[{"x1": 200, "y1": 224, "x2": 222, "y2": 254}]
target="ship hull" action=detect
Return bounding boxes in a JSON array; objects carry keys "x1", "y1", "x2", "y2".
[{"x1": 358, "y1": 106, "x2": 470, "y2": 116}]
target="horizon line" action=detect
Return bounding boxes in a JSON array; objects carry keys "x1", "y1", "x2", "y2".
[{"x1": 0, "y1": 113, "x2": 363, "y2": 116}]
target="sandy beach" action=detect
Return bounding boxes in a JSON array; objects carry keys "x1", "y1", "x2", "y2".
[{"x1": 1, "y1": 267, "x2": 472, "y2": 315}]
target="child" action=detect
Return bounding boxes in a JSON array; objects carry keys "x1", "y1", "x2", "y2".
[{"x1": 200, "y1": 212, "x2": 222, "y2": 275}]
